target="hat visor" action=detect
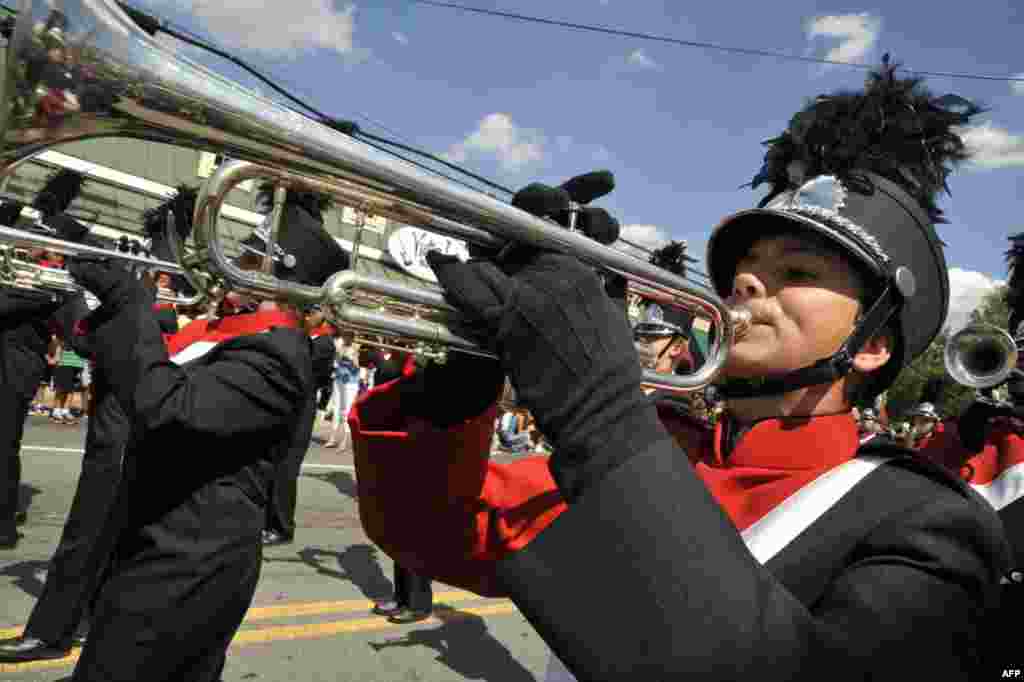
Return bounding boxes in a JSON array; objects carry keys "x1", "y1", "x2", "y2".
[{"x1": 706, "y1": 207, "x2": 886, "y2": 298}]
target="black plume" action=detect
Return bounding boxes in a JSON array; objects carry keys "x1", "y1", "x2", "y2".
[
  {"x1": 1006, "y1": 232, "x2": 1024, "y2": 335},
  {"x1": 32, "y1": 169, "x2": 86, "y2": 219},
  {"x1": 750, "y1": 57, "x2": 983, "y2": 224},
  {"x1": 143, "y1": 184, "x2": 198, "y2": 242},
  {"x1": 649, "y1": 240, "x2": 688, "y2": 278}
]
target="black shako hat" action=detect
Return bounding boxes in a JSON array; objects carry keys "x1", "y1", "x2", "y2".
[
  {"x1": 240, "y1": 190, "x2": 349, "y2": 288},
  {"x1": 707, "y1": 56, "x2": 981, "y2": 398},
  {"x1": 143, "y1": 185, "x2": 199, "y2": 295},
  {"x1": 634, "y1": 240, "x2": 694, "y2": 337}
]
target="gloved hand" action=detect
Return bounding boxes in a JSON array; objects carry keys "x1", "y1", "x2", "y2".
[
  {"x1": 427, "y1": 248, "x2": 667, "y2": 502},
  {"x1": 67, "y1": 256, "x2": 155, "y2": 310},
  {"x1": 958, "y1": 400, "x2": 1020, "y2": 453},
  {"x1": 398, "y1": 351, "x2": 505, "y2": 429}
]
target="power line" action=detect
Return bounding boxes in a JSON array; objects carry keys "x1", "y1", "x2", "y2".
[{"x1": 411, "y1": 0, "x2": 1024, "y2": 84}]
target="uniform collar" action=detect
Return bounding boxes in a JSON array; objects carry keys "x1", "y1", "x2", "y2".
[
  {"x1": 309, "y1": 323, "x2": 335, "y2": 338},
  {"x1": 166, "y1": 309, "x2": 299, "y2": 358},
  {"x1": 205, "y1": 309, "x2": 300, "y2": 336},
  {"x1": 712, "y1": 412, "x2": 859, "y2": 470}
]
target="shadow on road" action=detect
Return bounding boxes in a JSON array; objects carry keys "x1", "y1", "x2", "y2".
[
  {"x1": 369, "y1": 604, "x2": 537, "y2": 681},
  {"x1": 17, "y1": 482, "x2": 42, "y2": 517},
  {"x1": 275, "y1": 543, "x2": 394, "y2": 601},
  {"x1": 0, "y1": 559, "x2": 50, "y2": 599},
  {"x1": 304, "y1": 470, "x2": 358, "y2": 502}
]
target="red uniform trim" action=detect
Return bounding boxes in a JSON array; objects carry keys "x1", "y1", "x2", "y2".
[
  {"x1": 351, "y1": 376, "x2": 865, "y2": 596},
  {"x1": 165, "y1": 310, "x2": 300, "y2": 358}
]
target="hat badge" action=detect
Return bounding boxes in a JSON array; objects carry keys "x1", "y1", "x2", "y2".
[{"x1": 775, "y1": 175, "x2": 849, "y2": 214}]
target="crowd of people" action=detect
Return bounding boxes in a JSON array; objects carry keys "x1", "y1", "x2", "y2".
[{"x1": 3, "y1": 46, "x2": 1024, "y2": 682}]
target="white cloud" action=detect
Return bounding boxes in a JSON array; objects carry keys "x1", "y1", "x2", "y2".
[
  {"x1": 627, "y1": 48, "x2": 660, "y2": 70},
  {"x1": 444, "y1": 113, "x2": 545, "y2": 172},
  {"x1": 153, "y1": 0, "x2": 358, "y2": 58},
  {"x1": 555, "y1": 135, "x2": 574, "y2": 154},
  {"x1": 805, "y1": 13, "x2": 881, "y2": 64},
  {"x1": 616, "y1": 224, "x2": 669, "y2": 257},
  {"x1": 393, "y1": 31, "x2": 409, "y2": 45},
  {"x1": 947, "y1": 268, "x2": 1004, "y2": 332},
  {"x1": 960, "y1": 123, "x2": 1024, "y2": 169}
]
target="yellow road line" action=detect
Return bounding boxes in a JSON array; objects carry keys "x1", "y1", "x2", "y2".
[
  {"x1": 0, "y1": 590, "x2": 481, "y2": 640},
  {"x1": 0, "y1": 602, "x2": 520, "y2": 673}
]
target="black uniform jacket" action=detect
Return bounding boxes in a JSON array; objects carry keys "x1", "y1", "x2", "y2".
[
  {"x1": 88, "y1": 308, "x2": 314, "y2": 612},
  {"x1": 309, "y1": 328, "x2": 336, "y2": 393},
  {"x1": 0, "y1": 289, "x2": 62, "y2": 398},
  {"x1": 350, "y1": 376, "x2": 1010, "y2": 681}
]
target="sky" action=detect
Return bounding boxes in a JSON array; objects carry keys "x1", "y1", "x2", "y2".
[{"x1": 131, "y1": 0, "x2": 1024, "y2": 331}]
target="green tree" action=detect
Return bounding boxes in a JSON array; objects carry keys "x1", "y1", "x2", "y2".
[{"x1": 881, "y1": 285, "x2": 1009, "y2": 420}]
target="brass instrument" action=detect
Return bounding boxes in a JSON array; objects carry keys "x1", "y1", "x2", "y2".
[
  {"x1": 0, "y1": 0, "x2": 750, "y2": 393},
  {"x1": 0, "y1": 224, "x2": 202, "y2": 306},
  {"x1": 944, "y1": 324, "x2": 1020, "y2": 390}
]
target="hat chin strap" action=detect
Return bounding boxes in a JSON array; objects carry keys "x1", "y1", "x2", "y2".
[{"x1": 717, "y1": 284, "x2": 903, "y2": 401}]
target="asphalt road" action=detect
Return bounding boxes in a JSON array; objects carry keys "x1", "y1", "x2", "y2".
[{"x1": 0, "y1": 415, "x2": 555, "y2": 681}]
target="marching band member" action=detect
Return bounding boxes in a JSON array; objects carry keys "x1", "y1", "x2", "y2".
[
  {"x1": 350, "y1": 61, "x2": 1009, "y2": 680},
  {"x1": 916, "y1": 236, "x2": 1024, "y2": 672},
  {"x1": 0, "y1": 169, "x2": 88, "y2": 548},
  {"x1": 0, "y1": 188, "x2": 192, "y2": 663},
  {"x1": 63, "y1": 197, "x2": 348, "y2": 681},
  {"x1": 900, "y1": 401, "x2": 942, "y2": 450},
  {"x1": 243, "y1": 185, "x2": 346, "y2": 547}
]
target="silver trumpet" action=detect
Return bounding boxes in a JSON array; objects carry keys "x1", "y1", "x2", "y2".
[
  {"x1": 0, "y1": 224, "x2": 202, "y2": 306},
  {"x1": 944, "y1": 324, "x2": 1021, "y2": 390},
  {"x1": 0, "y1": 0, "x2": 750, "y2": 392}
]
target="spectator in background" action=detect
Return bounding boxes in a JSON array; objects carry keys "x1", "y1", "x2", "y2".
[
  {"x1": 497, "y1": 407, "x2": 532, "y2": 454},
  {"x1": 50, "y1": 333, "x2": 84, "y2": 425},
  {"x1": 324, "y1": 332, "x2": 360, "y2": 450}
]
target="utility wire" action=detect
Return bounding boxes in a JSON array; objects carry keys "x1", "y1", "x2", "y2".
[
  {"x1": 114, "y1": 2, "x2": 508, "y2": 196},
  {"x1": 411, "y1": 0, "x2": 1024, "y2": 84}
]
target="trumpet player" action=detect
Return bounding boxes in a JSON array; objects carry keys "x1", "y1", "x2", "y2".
[
  {"x1": 350, "y1": 61, "x2": 1009, "y2": 680},
  {"x1": 0, "y1": 168, "x2": 89, "y2": 548},
  {"x1": 60, "y1": 191, "x2": 348, "y2": 682},
  {"x1": 0, "y1": 190, "x2": 188, "y2": 664}
]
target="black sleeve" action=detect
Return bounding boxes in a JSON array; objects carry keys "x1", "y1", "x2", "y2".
[
  {"x1": 0, "y1": 289, "x2": 62, "y2": 331},
  {"x1": 310, "y1": 335, "x2": 336, "y2": 391},
  {"x1": 50, "y1": 293, "x2": 94, "y2": 358},
  {"x1": 495, "y1": 440, "x2": 1006, "y2": 681},
  {"x1": 85, "y1": 300, "x2": 313, "y2": 438},
  {"x1": 135, "y1": 332, "x2": 313, "y2": 439}
]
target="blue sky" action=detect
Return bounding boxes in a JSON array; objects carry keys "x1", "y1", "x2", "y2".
[{"x1": 136, "y1": 0, "x2": 1024, "y2": 329}]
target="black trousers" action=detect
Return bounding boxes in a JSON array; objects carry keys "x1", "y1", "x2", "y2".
[
  {"x1": 265, "y1": 399, "x2": 316, "y2": 539},
  {"x1": 0, "y1": 388, "x2": 33, "y2": 534},
  {"x1": 24, "y1": 391, "x2": 126, "y2": 647},
  {"x1": 394, "y1": 563, "x2": 433, "y2": 612}
]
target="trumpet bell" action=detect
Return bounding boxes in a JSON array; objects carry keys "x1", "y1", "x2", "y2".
[{"x1": 944, "y1": 324, "x2": 1019, "y2": 389}]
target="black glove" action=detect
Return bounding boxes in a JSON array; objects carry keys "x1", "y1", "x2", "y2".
[
  {"x1": 958, "y1": 399, "x2": 1021, "y2": 453},
  {"x1": 398, "y1": 351, "x2": 505, "y2": 429},
  {"x1": 427, "y1": 249, "x2": 667, "y2": 502},
  {"x1": 67, "y1": 256, "x2": 155, "y2": 310}
]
